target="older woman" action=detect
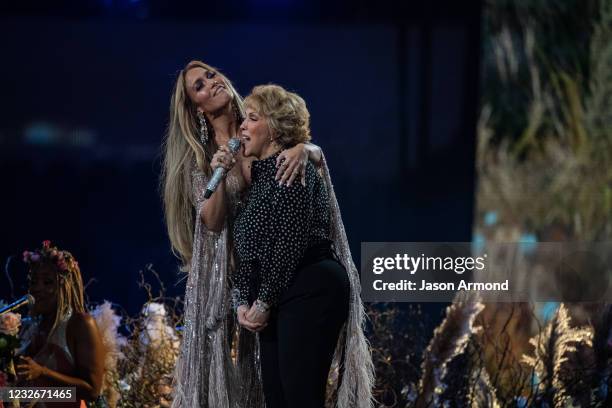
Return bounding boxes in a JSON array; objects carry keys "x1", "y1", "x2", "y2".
[
  {"x1": 232, "y1": 85, "x2": 374, "y2": 408},
  {"x1": 161, "y1": 61, "x2": 324, "y2": 407}
]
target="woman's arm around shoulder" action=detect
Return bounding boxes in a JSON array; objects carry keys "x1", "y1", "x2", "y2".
[{"x1": 275, "y1": 142, "x2": 323, "y2": 186}]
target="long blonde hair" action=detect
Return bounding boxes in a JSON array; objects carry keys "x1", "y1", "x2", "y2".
[
  {"x1": 161, "y1": 60, "x2": 245, "y2": 267},
  {"x1": 53, "y1": 252, "x2": 85, "y2": 335}
]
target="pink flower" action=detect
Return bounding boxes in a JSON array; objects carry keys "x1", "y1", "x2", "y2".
[
  {"x1": 42, "y1": 240, "x2": 51, "y2": 248},
  {"x1": 0, "y1": 312, "x2": 21, "y2": 336}
]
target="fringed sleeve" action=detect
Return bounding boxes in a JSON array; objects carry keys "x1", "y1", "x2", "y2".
[
  {"x1": 320, "y1": 153, "x2": 376, "y2": 408},
  {"x1": 171, "y1": 163, "x2": 238, "y2": 408}
]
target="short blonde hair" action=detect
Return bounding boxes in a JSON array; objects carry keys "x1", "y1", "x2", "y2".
[{"x1": 245, "y1": 84, "x2": 311, "y2": 148}]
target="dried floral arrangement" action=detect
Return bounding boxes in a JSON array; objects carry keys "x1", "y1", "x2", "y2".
[
  {"x1": 426, "y1": 0, "x2": 612, "y2": 406},
  {"x1": 362, "y1": 1, "x2": 612, "y2": 407},
  {"x1": 0, "y1": 308, "x2": 21, "y2": 390},
  {"x1": 88, "y1": 265, "x2": 182, "y2": 408}
]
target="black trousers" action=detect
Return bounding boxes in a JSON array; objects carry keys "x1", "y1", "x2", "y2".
[{"x1": 259, "y1": 254, "x2": 350, "y2": 408}]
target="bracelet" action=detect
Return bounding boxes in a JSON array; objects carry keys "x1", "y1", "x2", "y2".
[{"x1": 254, "y1": 299, "x2": 270, "y2": 313}]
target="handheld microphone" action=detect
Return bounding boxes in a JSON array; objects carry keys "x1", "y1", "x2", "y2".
[
  {"x1": 0, "y1": 294, "x2": 35, "y2": 316},
  {"x1": 204, "y1": 138, "x2": 242, "y2": 199}
]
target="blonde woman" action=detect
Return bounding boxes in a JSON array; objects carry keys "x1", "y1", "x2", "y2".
[
  {"x1": 161, "y1": 61, "x2": 324, "y2": 407},
  {"x1": 233, "y1": 85, "x2": 374, "y2": 407},
  {"x1": 18, "y1": 240, "x2": 106, "y2": 407}
]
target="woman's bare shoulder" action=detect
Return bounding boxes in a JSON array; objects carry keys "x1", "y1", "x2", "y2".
[{"x1": 67, "y1": 312, "x2": 98, "y2": 334}]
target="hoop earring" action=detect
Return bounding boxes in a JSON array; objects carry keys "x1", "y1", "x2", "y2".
[{"x1": 197, "y1": 110, "x2": 209, "y2": 144}]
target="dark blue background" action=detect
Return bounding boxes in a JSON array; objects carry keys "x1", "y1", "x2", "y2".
[{"x1": 0, "y1": 1, "x2": 481, "y2": 315}]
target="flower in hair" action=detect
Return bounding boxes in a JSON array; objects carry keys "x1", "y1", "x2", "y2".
[
  {"x1": 22, "y1": 251, "x2": 41, "y2": 263},
  {"x1": 22, "y1": 240, "x2": 76, "y2": 278}
]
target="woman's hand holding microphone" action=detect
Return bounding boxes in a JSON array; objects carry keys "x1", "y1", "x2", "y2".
[{"x1": 210, "y1": 145, "x2": 237, "y2": 172}]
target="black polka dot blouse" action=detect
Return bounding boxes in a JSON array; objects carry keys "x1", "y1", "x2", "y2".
[{"x1": 233, "y1": 151, "x2": 330, "y2": 307}]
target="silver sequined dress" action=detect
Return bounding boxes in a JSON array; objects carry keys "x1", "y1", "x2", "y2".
[{"x1": 170, "y1": 161, "x2": 262, "y2": 408}]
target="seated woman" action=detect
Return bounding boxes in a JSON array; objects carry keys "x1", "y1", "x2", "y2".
[
  {"x1": 231, "y1": 85, "x2": 373, "y2": 408},
  {"x1": 18, "y1": 240, "x2": 105, "y2": 408}
]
